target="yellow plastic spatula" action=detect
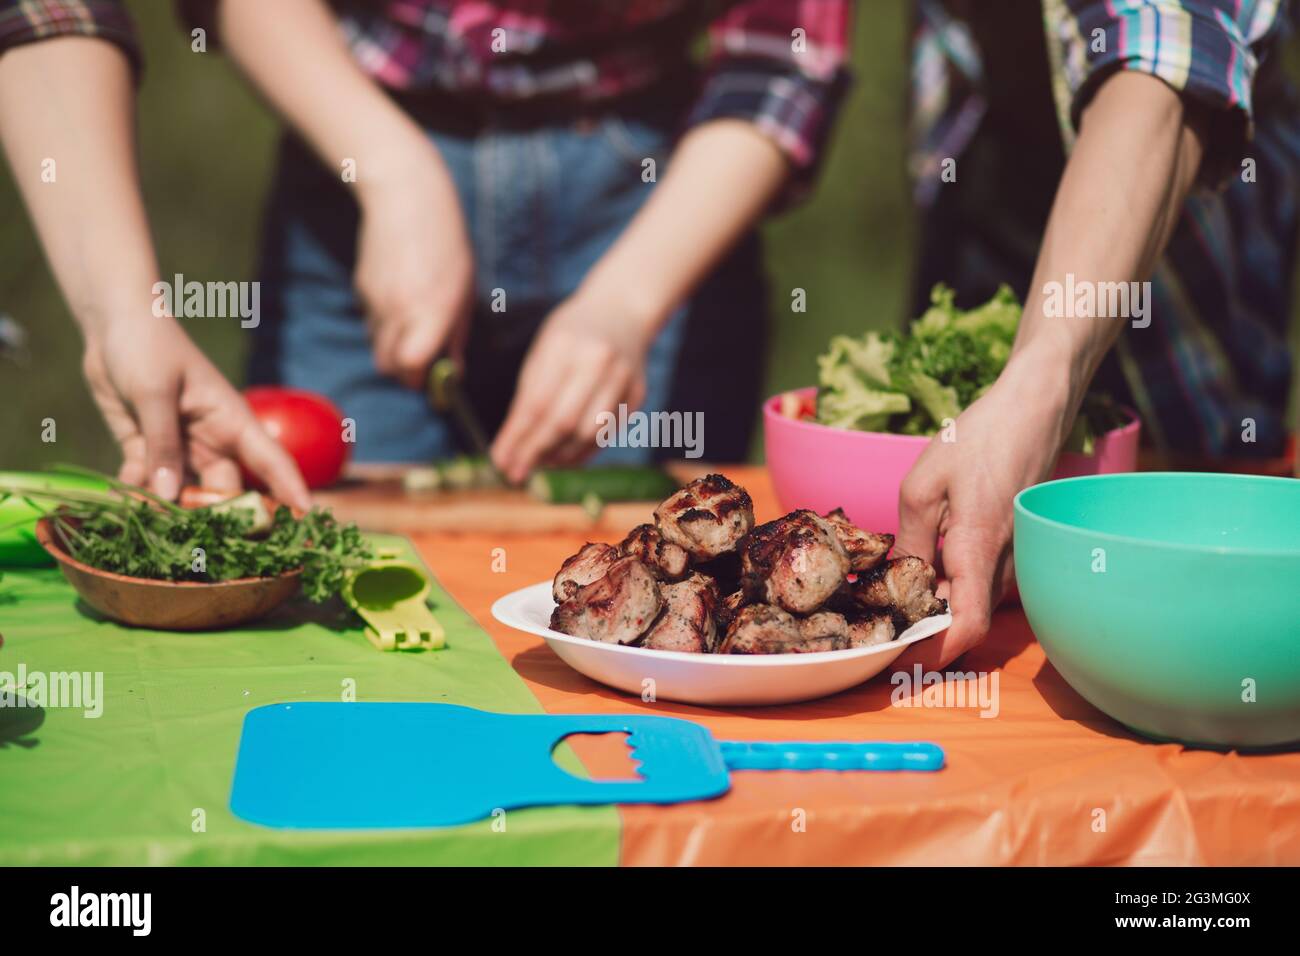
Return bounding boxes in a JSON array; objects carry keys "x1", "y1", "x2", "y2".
[{"x1": 341, "y1": 554, "x2": 446, "y2": 651}]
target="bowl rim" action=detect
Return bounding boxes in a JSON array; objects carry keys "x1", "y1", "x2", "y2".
[
  {"x1": 491, "y1": 580, "x2": 951, "y2": 667},
  {"x1": 1014, "y1": 471, "x2": 1300, "y2": 558},
  {"x1": 764, "y1": 386, "x2": 1141, "y2": 452},
  {"x1": 34, "y1": 515, "x2": 303, "y2": 589}
]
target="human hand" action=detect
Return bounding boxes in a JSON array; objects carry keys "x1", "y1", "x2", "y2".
[
  {"x1": 354, "y1": 145, "x2": 473, "y2": 390},
  {"x1": 892, "y1": 352, "x2": 1073, "y2": 670},
  {"x1": 491, "y1": 289, "x2": 654, "y2": 483},
  {"x1": 83, "y1": 315, "x2": 311, "y2": 510}
]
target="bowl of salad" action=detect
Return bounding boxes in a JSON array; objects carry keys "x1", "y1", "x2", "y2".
[{"x1": 764, "y1": 285, "x2": 1140, "y2": 537}]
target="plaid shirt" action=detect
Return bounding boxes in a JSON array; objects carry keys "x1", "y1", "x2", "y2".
[
  {"x1": 1, "y1": 0, "x2": 851, "y2": 187},
  {"x1": 911, "y1": 0, "x2": 1300, "y2": 458},
  {"x1": 0, "y1": 0, "x2": 138, "y2": 68},
  {"x1": 328, "y1": 0, "x2": 854, "y2": 176}
]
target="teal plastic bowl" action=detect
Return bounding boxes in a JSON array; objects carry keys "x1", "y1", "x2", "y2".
[{"x1": 1014, "y1": 473, "x2": 1300, "y2": 749}]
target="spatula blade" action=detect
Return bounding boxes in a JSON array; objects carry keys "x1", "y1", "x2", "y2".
[{"x1": 230, "y1": 702, "x2": 732, "y2": 829}]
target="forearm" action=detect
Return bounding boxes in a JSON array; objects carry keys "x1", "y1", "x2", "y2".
[
  {"x1": 579, "y1": 119, "x2": 788, "y2": 335},
  {"x1": 1009, "y1": 72, "x2": 1207, "y2": 437},
  {"x1": 215, "y1": 0, "x2": 440, "y2": 197},
  {"x1": 0, "y1": 37, "x2": 159, "y2": 336}
]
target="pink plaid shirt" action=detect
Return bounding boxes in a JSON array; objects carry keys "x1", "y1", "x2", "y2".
[
  {"x1": 3, "y1": 0, "x2": 853, "y2": 190},
  {"x1": 329, "y1": 0, "x2": 853, "y2": 172}
]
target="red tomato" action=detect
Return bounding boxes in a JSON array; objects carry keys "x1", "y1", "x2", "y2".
[
  {"x1": 242, "y1": 387, "x2": 351, "y2": 490},
  {"x1": 778, "y1": 390, "x2": 817, "y2": 421}
]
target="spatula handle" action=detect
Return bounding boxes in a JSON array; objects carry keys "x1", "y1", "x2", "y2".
[{"x1": 719, "y1": 740, "x2": 944, "y2": 772}]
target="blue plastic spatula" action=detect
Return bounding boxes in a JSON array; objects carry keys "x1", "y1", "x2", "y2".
[{"x1": 230, "y1": 702, "x2": 944, "y2": 829}]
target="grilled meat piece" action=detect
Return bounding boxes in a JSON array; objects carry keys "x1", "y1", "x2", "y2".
[
  {"x1": 715, "y1": 588, "x2": 750, "y2": 634},
  {"x1": 823, "y1": 507, "x2": 894, "y2": 572},
  {"x1": 654, "y1": 473, "x2": 754, "y2": 560},
  {"x1": 795, "y1": 611, "x2": 851, "y2": 652},
  {"x1": 740, "y1": 510, "x2": 850, "y2": 614},
  {"x1": 544, "y1": 473, "x2": 929, "y2": 658},
  {"x1": 550, "y1": 556, "x2": 662, "y2": 645},
  {"x1": 552, "y1": 542, "x2": 619, "y2": 603},
  {"x1": 720, "y1": 604, "x2": 848, "y2": 654},
  {"x1": 848, "y1": 556, "x2": 947, "y2": 627},
  {"x1": 719, "y1": 604, "x2": 799, "y2": 654},
  {"x1": 845, "y1": 609, "x2": 896, "y2": 648},
  {"x1": 618, "y1": 523, "x2": 689, "y2": 582},
  {"x1": 694, "y1": 550, "x2": 743, "y2": 595},
  {"x1": 641, "y1": 572, "x2": 720, "y2": 653}
]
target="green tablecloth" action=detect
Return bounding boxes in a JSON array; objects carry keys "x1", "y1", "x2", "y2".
[{"x1": 0, "y1": 536, "x2": 619, "y2": 865}]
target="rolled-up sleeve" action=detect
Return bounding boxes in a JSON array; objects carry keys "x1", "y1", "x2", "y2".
[
  {"x1": 686, "y1": 0, "x2": 853, "y2": 204},
  {"x1": 1061, "y1": 0, "x2": 1286, "y2": 183},
  {"x1": 0, "y1": 0, "x2": 140, "y2": 71}
]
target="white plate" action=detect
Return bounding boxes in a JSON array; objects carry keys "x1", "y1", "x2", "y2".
[{"x1": 491, "y1": 581, "x2": 951, "y2": 707}]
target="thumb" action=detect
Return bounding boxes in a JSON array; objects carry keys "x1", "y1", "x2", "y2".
[
  {"x1": 895, "y1": 466, "x2": 946, "y2": 564},
  {"x1": 935, "y1": 555, "x2": 996, "y2": 665},
  {"x1": 896, "y1": 527, "x2": 1001, "y2": 673},
  {"x1": 135, "y1": 388, "x2": 185, "y2": 500}
]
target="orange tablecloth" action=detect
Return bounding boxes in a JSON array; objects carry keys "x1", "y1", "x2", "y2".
[{"x1": 410, "y1": 467, "x2": 1300, "y2": 865}]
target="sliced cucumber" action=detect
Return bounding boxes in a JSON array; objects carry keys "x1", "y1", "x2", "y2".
[
  {"x1": 439, "y1": 455, "x2": 478, "y2": 490},
  {"x1": 580, "y1": 491, "x2": 604, "y2": 520},
  {"x1": 210, "y1": 490, "x2": 273, "y2": 535},
  {"x1": 528, "y1": 467, "x2": 678, "y2": 505},
  {"x1": 404, "y1": 455, "x2": 503, "y2": 493},
  {"x1": 402, "y1": 466, "x2": 443, "y2": 493}
]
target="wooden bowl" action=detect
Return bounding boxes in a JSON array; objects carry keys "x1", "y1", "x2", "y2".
[{"x1": 35, "y1": 516, "x2": 302, "y2": 631}]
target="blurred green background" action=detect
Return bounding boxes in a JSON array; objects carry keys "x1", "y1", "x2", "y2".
[{"x1": 0, "y1": 2, "x2": 1295, "y2": 472}]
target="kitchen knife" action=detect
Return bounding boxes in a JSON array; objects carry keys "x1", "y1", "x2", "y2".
[{"x1": 426, "y1": 357, "x2": 508, "y2": 485}]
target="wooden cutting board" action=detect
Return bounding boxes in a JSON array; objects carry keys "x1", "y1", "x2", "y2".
[{"x1": 313, "y1": 462, "x2": 713, "y2": 535}]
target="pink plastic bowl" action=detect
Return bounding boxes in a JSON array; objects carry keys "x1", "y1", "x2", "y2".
[{"x1": 764, "y1": 387, "x2": 1141, "y2": 537}]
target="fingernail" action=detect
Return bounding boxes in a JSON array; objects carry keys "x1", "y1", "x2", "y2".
[{"x1": 153, "y1": 466, "x2": 181, "y2": 501}]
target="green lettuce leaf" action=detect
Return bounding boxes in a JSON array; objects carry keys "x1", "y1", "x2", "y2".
[
  {"x1": 901, "y1": 370, "x2": 961, "y2": 426},
  {"x1": 817, "y1": 333, "x2": 895, "y2": 389},
  {"x1": 815, "y1": 283, "x2": 1022, "y2": 435},
  {"x1": 812, "y1": 281, "x2": 1132, "y2": 444},
  {"x1": 816, "y1": 385, "x2": 911, "y2": 432}
]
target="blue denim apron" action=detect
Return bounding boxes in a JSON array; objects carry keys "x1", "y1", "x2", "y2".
[{"x1": 250, "y1": 91, "x2": 769, "y2": 463}]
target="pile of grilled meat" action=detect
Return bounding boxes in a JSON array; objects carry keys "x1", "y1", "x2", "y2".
[{"x1": 549, "y1": 474, "x2": 947, "y2": 655}]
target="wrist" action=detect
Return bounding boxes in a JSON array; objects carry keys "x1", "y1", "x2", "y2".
[
  {"x1": 1008, "y1": 297, "x2": 1113, "y2": 408},
  {"x1": 353, "y1": 126, "x2": 449, "y2": 208},
  {"x1": 74, "y1": 284, "x2": 173, "y2": 343},
  {"x1": 997, "y1": 345, "x2": 1080, "y2": 447},
  {"x1": 575, "y1": 265, "x2": 672, "y2": 344}
]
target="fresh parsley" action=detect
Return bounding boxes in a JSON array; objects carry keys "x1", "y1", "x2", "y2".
[{"x1": 0, "y1": 469, "x2": 370, "y2": 603}]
